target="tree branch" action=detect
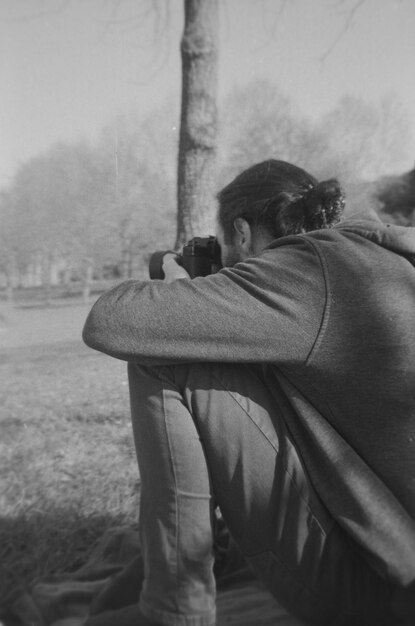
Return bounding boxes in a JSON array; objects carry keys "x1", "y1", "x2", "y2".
[
  {"x1": 8, "y1": 0, "x2": 71, "y2": 22},
  {"x1": 320, "y1": 0, "x2": 365, "y2": 62}
]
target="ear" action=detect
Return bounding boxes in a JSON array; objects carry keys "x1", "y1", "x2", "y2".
[{"x1": 233, "y1": 217, "x2": 252, "y2": 249}]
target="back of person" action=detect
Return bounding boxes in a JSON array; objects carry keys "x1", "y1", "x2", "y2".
[
  {"x1": 314, "y1": 224, "x2": 415, "y2": 509},
  {"x1": 83, "y1": 159, "x2": 415, "y2": 625},
  {"x1": 272, "y1": 219, "x2": 415, "y2": 584}
]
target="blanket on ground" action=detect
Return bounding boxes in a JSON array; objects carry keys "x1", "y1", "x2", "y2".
[{"x1": 2, "y1": 526, "x2": 306, "y2": 626}]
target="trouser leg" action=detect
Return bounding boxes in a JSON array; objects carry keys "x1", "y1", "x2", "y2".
[
  {"x1": 129, "y1": 361, "x2": 398, "y2": 626},
  {"x1": 128, "y1": 363, "x2": 216, "y2": 626}
]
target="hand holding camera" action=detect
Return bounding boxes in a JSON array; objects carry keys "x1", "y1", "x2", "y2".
[
  {"x1": 149, "y1": 236, "x2": 222, "y2": 280},
  {"x1": 161, "y1": 253, "x2": 191, "y2": 283}
]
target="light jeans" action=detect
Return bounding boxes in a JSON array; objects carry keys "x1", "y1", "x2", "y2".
[{"x1": 128, "y1": 362, "x2": 403, "y2": 626}]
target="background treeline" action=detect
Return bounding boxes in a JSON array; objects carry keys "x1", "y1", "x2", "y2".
[{"x1": 1, "y1": 80, "x2": 414, "y2": 300}]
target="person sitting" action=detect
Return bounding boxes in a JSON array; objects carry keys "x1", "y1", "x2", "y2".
[{"x1": 83, "y1": 159, "x2": 415, "y2": 626}]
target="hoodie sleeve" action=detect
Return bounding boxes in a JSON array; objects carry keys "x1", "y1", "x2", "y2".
[{"x1": 82, "y1": 236, "x2": 327, "y2": 366}]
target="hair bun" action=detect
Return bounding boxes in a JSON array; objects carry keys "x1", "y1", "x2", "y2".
[{"x1": 301, "y1": 178, "x2": 345, "y2": 230}]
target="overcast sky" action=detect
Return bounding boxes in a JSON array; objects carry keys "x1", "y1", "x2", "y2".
[{"x1": 1, "y1": 0, "x2": 414, "y2": 190}]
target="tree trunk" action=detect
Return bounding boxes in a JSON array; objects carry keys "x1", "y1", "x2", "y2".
[
  {"x1": 83, "y1": 262, "x2": 94, "y2": 303},
  {"x1": 5, "y1": 282, "x2": 14, "y2": 305},
  {"x1": 175, "y1": 0, "x2": 219, "y2": 248},
  {"x1": 42, "y1": 253, "x2": 52, "y2": 305},
  {"x1": 5, "y1": 253, "x2": 16, "y2": 304}
]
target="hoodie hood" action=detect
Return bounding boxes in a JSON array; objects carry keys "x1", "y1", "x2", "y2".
[{"x1": 337, "y1": 216, "x2": 415, "y2": 264}]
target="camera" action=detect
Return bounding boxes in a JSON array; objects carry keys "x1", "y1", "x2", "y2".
[{"x1": 149, "y1": 236, "x2": 222, "y2": 279}]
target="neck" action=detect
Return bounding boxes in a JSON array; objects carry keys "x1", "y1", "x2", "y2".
[{"x1": 251, "y1": 227, "x2": 275, "y2": 255}]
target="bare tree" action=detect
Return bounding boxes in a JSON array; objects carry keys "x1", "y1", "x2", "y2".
[{"x1": 96, "y1": 0, "x2": 219, "y2": 247}]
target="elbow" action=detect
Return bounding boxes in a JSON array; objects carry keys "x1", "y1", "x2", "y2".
[
  {"x1": 82, "y1": 303, "x2": 132, "y2": 361},
  {"x1": 82, "y1": 305, "x2": 113, "y2": 355},
  {"x1": 82, "y1": 281, "x2": 146, "y2": 361},
  {"x1": 82, "y1": 310, "x2": 104, "y2": 352}
]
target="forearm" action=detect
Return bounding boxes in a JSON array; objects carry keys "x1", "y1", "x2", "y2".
[
  {"x1": 82, "y1": 275, "x2": 261, "y2": 365},
  {"x1": 82, "y1": 243, "x2": 325, "y2": 366},
  {"x1": 83, "y1": 277, "x2": 238, "y2": 364}
]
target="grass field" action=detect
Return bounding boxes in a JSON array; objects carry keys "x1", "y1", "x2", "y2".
[{"x1": 0, "y1": 299, "x2": 140, "y2": 607}]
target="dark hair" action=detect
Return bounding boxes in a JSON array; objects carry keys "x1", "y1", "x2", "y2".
[{"x1": 217, "y1": 159, "x2": 345, "y2": 243}]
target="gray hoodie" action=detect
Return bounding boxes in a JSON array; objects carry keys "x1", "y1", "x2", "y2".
[{"x1": 83, "y1": 217, "x2": 415, "y2": 587}]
